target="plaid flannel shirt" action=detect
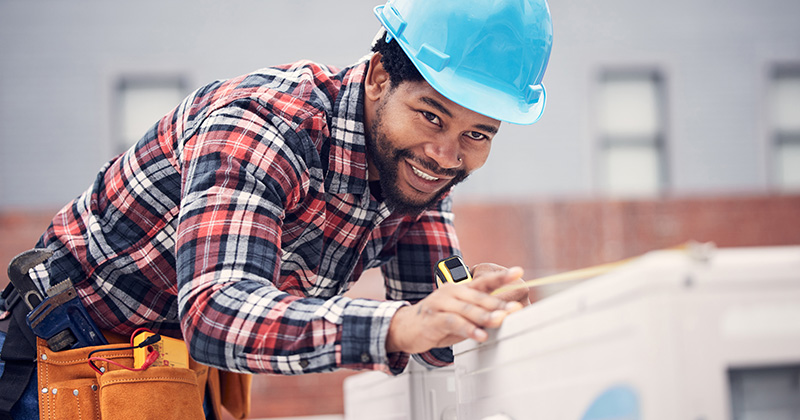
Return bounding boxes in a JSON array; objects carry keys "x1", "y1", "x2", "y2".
[{"x1": 31, "y1": 58, "x2": 459, "y2": 375}]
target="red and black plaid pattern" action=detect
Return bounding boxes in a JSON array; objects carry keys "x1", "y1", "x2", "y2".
[{"x1": 31, "y1": 59, "x2": 458, "y2": 375}]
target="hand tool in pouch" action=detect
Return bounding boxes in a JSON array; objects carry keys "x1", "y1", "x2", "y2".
[
  {"x1": 6, "y1": 249, "x2": 50, "y2": 312},
  {"x1": 8, "y1": 248, "x2": 108, "y2": 351}
]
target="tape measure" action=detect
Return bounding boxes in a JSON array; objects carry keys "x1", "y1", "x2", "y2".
[{"x1": 435, "y1": 255, "x2": 472, "y2": 287}]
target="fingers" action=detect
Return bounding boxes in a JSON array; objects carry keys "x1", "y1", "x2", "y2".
[
  {"x1": 470, "y1": 264, "x2": 530, "y2": 305},
  {"x1": 432, "y1": 284, "x2": 520, "y2": 328},
  {"x1": 470, "y1": 263, "x2": 506, "y2": 278},
  {"x1": 387, "y1": 265, "x2": 529, "y2": 354},
  {"x1": 424, "y1": 310, "x2": 490, "y2": 344},
  {"x1": 388, "y1": 300, "x2": 490, "y2": 353},
  {"x1": 492, "y1": 277, "x2": 531, "y2": 306},
  {"x1": 433, "y1": 267, "x2": 526, "y2": 336},
  {"x1": 419, "y1": 298, "x2": 513, "y2": 346},
  {"x1": 416, "y1": 279, "x2": 523, "y2": 348},
  {"x1": 467, "y1": 266, "x2": 525, "y2": 294}
]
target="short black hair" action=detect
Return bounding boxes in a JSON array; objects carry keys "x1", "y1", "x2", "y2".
[{"x1": 371, "y1": 33, "x2": 424, "y2": 87}]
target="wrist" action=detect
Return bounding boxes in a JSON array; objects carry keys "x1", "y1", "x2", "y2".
[{"x1": 386, "y1": 305, "x2": 411, "y2": 353}]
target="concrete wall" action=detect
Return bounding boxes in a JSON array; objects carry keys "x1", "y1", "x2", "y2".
[
  {"x1": 0, "y1": 0, "x2": 380, "y2": 207},
  {"x1": 2, "y1": 0, "x2": 799, "y2": 208}
]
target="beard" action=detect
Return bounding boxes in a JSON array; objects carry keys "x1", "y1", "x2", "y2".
[{"x1": 365, "y1": 102, "x2": 469, "y2": 216}]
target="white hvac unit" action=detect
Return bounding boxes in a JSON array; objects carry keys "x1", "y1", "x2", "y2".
[
  {"x1": 453, "y1": 246, "x2": 800, "y2": 420},
  {"x1": 344, "y1": 359, "x2": 457, "y2": 420}
]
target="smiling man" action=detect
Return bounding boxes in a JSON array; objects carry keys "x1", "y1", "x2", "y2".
[
  {"x1": 363, "y1": 49, "x2": 497, "y2": 215},
  {"x1": 0, "y1": 0, "x2": 553, "y2": 418}
]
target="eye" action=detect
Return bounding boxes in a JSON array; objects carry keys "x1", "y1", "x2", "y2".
[
  {"x1": 464, "y1": 131, "x2": 488, "y2": 141},
  {"x1": 421, "y1": 111, "x2": 441, "y2": 126}
]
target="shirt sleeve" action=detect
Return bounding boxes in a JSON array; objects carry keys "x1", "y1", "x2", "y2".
[
  {"x1": 380, "y1": 195, "x2": 461, "y2": 369},
  {"x1": 175, "y1": 101, "x2": 405, "y2": 375}
]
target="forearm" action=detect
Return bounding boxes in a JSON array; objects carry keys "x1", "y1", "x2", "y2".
[{"x1": 181, "y1": 278, "x2": 409, "y2": 374}]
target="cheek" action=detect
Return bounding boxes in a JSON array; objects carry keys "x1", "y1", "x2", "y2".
[
  {"x1": 387, "y1": 127, "x2": 424, "y2": 154},
  {"x1": 464, "y1": 142, "x2": 492, "y2": 171},
  {"x1": 376, "y1": 116, "x2": 413, "y2": 149},
  {"x1": 376, "y1": 99, "x2": 418, "y2": 142}
]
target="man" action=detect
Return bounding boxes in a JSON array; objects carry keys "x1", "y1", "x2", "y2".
[{"x1": 0, "y1": 0, "x2": 553, "y2": 417}]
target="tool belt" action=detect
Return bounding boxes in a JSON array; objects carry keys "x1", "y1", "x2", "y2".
[
  {"x1": 1, "y1": 286, "x2": 252, "y2": 420},
  {"x1": 34, "y1": 331, "x2": 251, "y2": 420}
]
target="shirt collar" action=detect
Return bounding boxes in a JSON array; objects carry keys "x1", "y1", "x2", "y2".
[{"x1": 325, "y1": 58, "x2": 370, "y2": 195}]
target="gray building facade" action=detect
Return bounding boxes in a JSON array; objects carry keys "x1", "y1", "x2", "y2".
[{"x1": 1, "y1": 0, "x2": 799, "y2": 208}]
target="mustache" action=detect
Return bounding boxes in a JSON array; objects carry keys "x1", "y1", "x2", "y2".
[{"x1": 395, "y1": 149, "x2": 465, "y2": 178}]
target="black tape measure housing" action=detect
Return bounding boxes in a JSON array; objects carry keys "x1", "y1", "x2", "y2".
[{"x1": 435, "y1": 255, "x2": 472, "y2": 287}]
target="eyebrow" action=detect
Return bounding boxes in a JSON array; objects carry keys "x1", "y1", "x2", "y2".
[
  {"x1": 420, "y1": 96, "x2": 453, "y2": 118},
  {"x1": 419, "y1": 96, "x2": 499, "y2": 135},
  {"x1": 474, "y1": 123, "x2": 499, "y2": 135}
]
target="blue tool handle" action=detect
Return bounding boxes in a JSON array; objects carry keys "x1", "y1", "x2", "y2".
[{"x1": 26, "y1": 294, "x2": 108, "y2": 349}]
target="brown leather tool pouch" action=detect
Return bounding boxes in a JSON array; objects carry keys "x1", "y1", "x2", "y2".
[
  {"x1": 97, "y1": 366, "x2": 204, "y2": 419},
  {"x1": 36, "y1": 336, "x2": 205, "y2": 420},
  {"x1": 205, "y1": 366, "x2": 253, "y2": 419}
]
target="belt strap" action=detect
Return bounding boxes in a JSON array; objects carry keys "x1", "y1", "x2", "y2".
[{"x1": 0, "y1": 287, "x2": 38, "y2": 420}]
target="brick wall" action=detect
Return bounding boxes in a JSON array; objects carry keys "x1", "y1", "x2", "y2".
[
  {"x1": 2, "y1": 194, "x2": 799, "y2": 418},
  {"x1": 453, "y1": 194, "x2": 800, "y2": 276}
]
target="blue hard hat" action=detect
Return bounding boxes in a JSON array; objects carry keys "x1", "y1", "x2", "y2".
[{"x1": 374, "y1": 0, "x2": 553, "y2": 125}]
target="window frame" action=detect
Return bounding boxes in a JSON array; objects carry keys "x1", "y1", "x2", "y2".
[
  {"x1": 768, "y1": 64, "x2": 800, "y2": 191},
  {"x1": 112, "y1": 75, "x2": 188, "y2": 155},
  {"x1": 594, "y1": 68, "x2": 670, "y2": 197}
]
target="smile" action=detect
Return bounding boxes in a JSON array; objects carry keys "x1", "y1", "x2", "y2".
[{"x1": 410, "y1": 165, "x2": 440, "y2": 181}]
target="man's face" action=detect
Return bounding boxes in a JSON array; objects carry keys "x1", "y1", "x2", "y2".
[{"x1": 365, "y1": 71, "x2": 500, "y2": 215}]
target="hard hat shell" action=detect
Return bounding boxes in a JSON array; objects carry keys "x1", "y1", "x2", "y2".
[{"x1": 374, "y1": 0, "x2": 553, "y2": 125}]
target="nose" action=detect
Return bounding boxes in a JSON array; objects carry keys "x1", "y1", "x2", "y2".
[{"x1": 423, "y1": 134, "x2": 462, "y2": 170}]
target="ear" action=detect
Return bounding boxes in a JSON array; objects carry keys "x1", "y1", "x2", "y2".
[{"x1": 365, "y1": 53, "x2": 391, "y2": 102}]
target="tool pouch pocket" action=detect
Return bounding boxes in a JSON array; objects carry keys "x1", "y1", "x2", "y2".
[
  {"x1": 36, "y1": 337, "x2": 204, "y2": 420},
  {"x1": 44, "y1": 377, "x2": 100, "y2": 420},
  {"x1": 37, "y1": 338, "x2": 123, "y2": 420},
  {"x1": 97, "y1": 366, "x2": 204, "y2": 420}
]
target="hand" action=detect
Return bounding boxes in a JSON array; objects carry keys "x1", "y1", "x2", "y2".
[
  {"x1": 386, "y1": 266, "x2": 526, "y2": 355},
  {"x1": 471, "y1": 263, "x2": 531, "y2": 307}
]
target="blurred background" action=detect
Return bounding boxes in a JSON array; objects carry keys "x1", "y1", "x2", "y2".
[{"x1": 1, "y1": 0, "x2": 799, "y2": 418}]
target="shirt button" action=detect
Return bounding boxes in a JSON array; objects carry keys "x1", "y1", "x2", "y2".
[
  {"x1": 360, "y1": 353, "x2": 371, "y2": 364},
  {"x1": 299, "y1": 359, "x2": 309, "y2": 369}
]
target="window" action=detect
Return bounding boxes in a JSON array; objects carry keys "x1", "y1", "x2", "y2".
[
  {"x1": 770, "y1": 66, "x2": 800, "y2": 191},
  {"x1": 597, "y1": 70, "x2": 667, "y2": 196},
  {"x1": 115, "y1": 76, "x2": 186, "y2": 155}
]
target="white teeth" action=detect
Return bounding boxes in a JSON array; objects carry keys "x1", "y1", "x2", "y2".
[{"x1": 411, "y1": 165, "x2": 439, "y2": 181}]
